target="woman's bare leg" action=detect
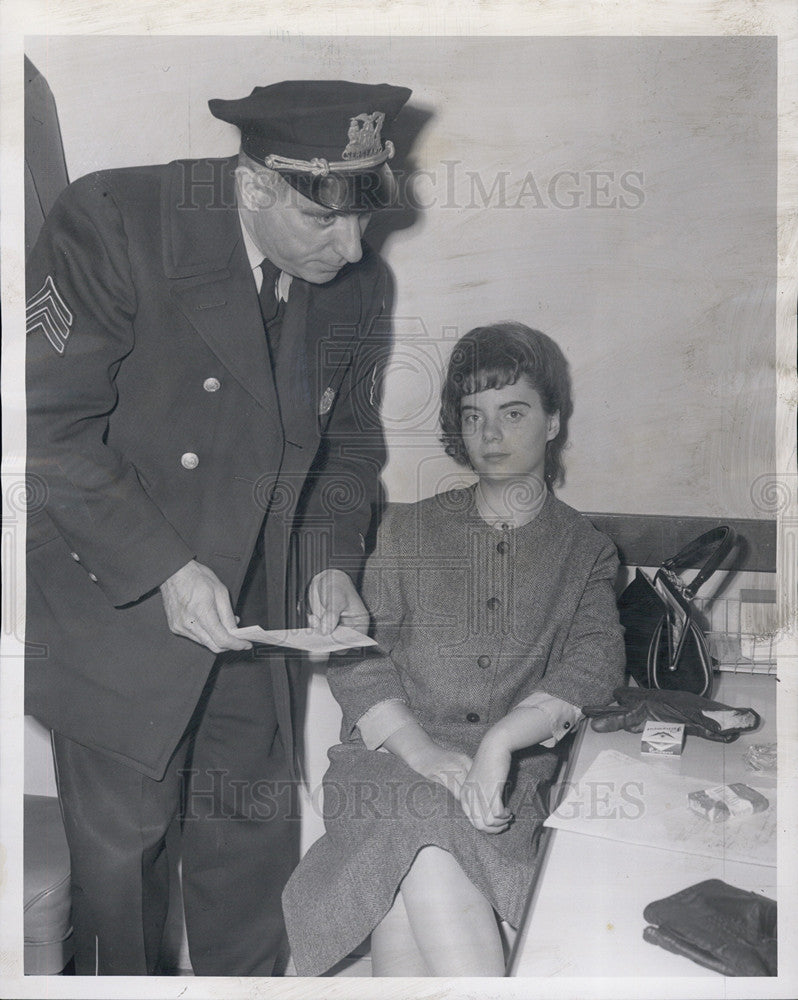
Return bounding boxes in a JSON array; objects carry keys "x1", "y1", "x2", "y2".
[
  {"x1": 370, "y1": 890, "x2": 430, "y2": 976},
  {"x1": 397, "y1": 845, "x2": 505, "y2": 977}
]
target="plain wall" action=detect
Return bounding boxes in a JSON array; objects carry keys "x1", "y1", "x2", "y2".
[{"x1": 24, "y1": 34, "x2": 777, "y2": 519}]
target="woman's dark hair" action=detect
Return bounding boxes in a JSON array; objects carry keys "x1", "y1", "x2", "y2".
[{"x1": 439, "y1": 322, "x2": 573, "y2": 490}]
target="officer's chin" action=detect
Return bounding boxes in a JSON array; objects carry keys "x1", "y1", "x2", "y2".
[{"x1": 303, "y1": 263, "x2": 349, "y2": 285}]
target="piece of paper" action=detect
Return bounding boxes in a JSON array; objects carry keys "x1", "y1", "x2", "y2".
[
  {"x1": 232, "y1": 624, "x2": 377, "y2": 653},
  {"x1": 544, "y1": 748, "x2": 776, "y2": 867}
]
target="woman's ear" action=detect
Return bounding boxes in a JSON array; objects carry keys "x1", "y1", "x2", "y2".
[{"x1": 546, "y1": 411, "x2": 560, "y2": 441}]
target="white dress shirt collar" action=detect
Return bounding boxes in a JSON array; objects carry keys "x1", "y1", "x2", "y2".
[{"x1": 238, "y1": 211, "x2": 293, "y2": 302}]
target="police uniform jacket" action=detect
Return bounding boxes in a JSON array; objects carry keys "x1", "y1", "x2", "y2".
[{"x1": 25, "y1": 156, "x2": 389, "y2": 779}]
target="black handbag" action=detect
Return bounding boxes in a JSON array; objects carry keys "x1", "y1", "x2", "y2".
[{"x1": 617, "y1": 526, "x2": 736, "y2": 697}]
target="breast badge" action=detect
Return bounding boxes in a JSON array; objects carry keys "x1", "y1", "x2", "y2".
[{"x1": 319, "y1": 386, "x2": 337, "y2": 416}]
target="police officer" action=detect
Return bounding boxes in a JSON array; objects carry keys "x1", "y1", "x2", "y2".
[{"x1": 25, "y1": 79, "x2": 411, "y2": 976}]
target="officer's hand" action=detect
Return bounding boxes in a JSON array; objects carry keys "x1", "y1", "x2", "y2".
[
  {"x1": 160, "y1": 560, "x2": 252, "y2": 654},
  {"x1": 307, "y1": 569, "x2": 370, "y2": 635}
]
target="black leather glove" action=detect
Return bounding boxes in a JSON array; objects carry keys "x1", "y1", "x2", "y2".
[
  {"x1": 582, "y1": 687, "x2": 760, "y2": 742},
  {"x1": 642, "y1": 879, "x2": 776, "y2": 976}
]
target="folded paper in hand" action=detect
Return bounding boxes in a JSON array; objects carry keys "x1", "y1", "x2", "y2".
[{"x1": 232, "y1": 625, "x2": 377, "y2": 653}]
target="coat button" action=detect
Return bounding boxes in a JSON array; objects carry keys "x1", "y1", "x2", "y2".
[
  {"x1": 563, "y1": 721, "x2": 571, "y2": 729},
  {"x1": 466, "y1": 712, "x2": 480, "y2": 723},
  {"x1": 497, "y1": 540, "x2": 509, "y2": 555},
  {"x1": 486, "y1": 597, "x2": 500, "y2": 611},
  {"x1": 181, "y1": 452, "x2": 199, "y2": 470},
  {"x1": 88, "y1": 572, "x2": 98, "y2": 582},
  {"x1": 70, "y1": 551, "x2": 80, "y2": 562},
  {"x1": 477, "y1": 655, "x2": 491, "y2": 669},
  {"x1": 203, "y1": 377, "x2": 221, "y2": 392}
]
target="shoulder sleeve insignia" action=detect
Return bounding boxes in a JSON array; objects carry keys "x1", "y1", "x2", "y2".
[{"x1": 26, "y1": 275, "x2": 73, "y2": 354}]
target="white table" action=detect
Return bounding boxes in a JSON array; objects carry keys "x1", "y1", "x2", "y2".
[{"x1": 510, "y1": 672, "x2": 777, "y2": 977}]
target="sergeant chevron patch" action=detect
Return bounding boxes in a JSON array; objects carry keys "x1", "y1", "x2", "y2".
[{"x1": 26, "y1": 275, "x2": 73, "y2": 354}]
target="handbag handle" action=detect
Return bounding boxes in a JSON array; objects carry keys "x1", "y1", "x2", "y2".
[{"x1": 661, "y1": 526, "x2": 736, "y2": 599}]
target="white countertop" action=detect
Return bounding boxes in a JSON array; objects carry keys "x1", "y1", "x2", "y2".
[{"x1": 510, "y1": 672, "x2": 777, "y2": 979}]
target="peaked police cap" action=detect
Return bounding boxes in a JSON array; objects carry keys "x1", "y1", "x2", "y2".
[{"x1": 209, "y1": 80, "x2": 411, "y2": 212}]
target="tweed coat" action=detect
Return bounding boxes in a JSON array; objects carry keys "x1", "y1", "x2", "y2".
[
  {"x1": 25, "y1": 156, "x2": 389, "y2": 779},
  {"x1": 282, "y1": 487, "x2": 626, "y2": 974}
]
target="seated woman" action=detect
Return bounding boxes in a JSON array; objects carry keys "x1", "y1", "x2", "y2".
[{"x1": 282, "y1": 321, "x2": 625, "y2": 976}]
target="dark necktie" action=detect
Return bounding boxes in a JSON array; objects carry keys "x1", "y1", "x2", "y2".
[
  {"x1": 258, "y1": 259, "x2": 281, "y2": 321},
  {"x1": 258, "y1": 258, "x2": 283, "y2": 359}
]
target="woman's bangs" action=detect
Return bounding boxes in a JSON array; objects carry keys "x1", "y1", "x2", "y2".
[{"x1": 458, "y1": 361, "x2": 521, "y2": 399}]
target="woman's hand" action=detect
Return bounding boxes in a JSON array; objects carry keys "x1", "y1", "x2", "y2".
[
  {"x1": 458, "y1": 702, "x2": 561, "y2": 833},
  {"x1": 382, "y1": 720, "x2": 473, "y2": 799},
  {"x1": 404, "y1": 740, "x2": 474, "y2": 800},
  {"x1": 460, "y1": 734, "x2": 513, "y2": 834}
]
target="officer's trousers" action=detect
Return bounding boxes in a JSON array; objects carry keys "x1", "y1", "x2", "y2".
[
  {"x1": 51, "y1": 652, "x2": 299, "y2": 976},
  {"x1": 50, "y1": 555, "x2": 301, "y2": 976}
]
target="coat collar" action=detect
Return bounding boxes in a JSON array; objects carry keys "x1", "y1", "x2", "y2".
[
  {"x1": 161, "y1": 156, "x2": 242, "y2": 278},
  {"x1": 163, "y1": 156, "x2": 279, "y2": 413}
]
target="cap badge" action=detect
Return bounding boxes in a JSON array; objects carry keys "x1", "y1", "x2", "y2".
[{"x1": 342, "y1": 112, "x2": 386, "y2": 161}]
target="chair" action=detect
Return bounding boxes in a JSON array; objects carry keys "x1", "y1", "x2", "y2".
[{"x1": 24, "y1": 794, "x2": 73, "y2": 975}]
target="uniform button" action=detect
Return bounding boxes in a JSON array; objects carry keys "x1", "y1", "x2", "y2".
[
  {"x1": 486, "y1": 597, "x2": 500, "y2": 611},
  {"x1": 88, "y1": 572, "x2": 98, "y2": 583},
  {"x1": 466, "y1": 712, "x2": 480, "y2": 723},
  {"x1": 203, "y1": 377, "x2": 221, "y2": 392},
  {"x1": 477, "y1": 655, "x2": 491, "y2": 669},
  {"x1": 497, "y1": 540, "x2": 509, "y2": 555},
  {"x1": 181, "y1": 452, "x2": 200, "y2": 470},
  {"x1": 70, "y1": 551, "x2": 80, "y2": 562}
]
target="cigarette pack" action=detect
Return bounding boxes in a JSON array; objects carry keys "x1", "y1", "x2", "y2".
[
  {"x1": 640, "y1": 721, "x2": 685, "y2": 756},
  {"x1": 688, "y1": 783, "x2": 770, "y2": 823}
]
